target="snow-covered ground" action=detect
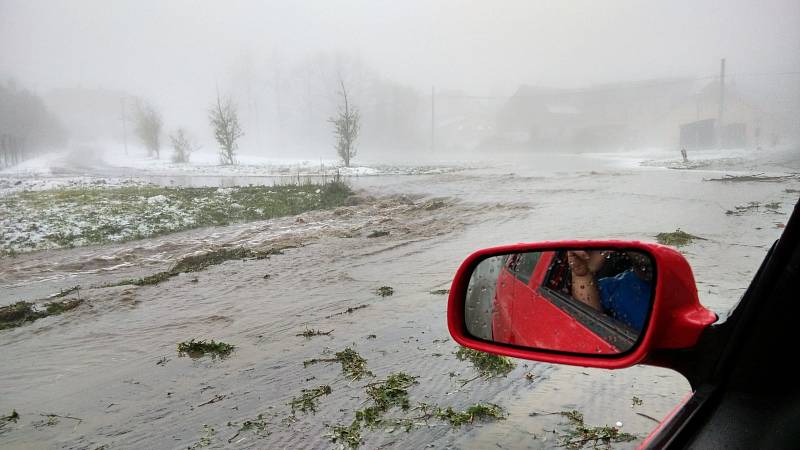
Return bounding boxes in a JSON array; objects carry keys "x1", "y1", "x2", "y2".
[{"x1": 1, "y1": 145, "x2": 471, "y2": 179}]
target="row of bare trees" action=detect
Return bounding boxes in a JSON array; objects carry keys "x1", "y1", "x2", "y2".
[
  {"x1": 131, "y1": 93, "x2": 241, "y2": 165},
  {"x1": 132, "y1": 80, "x2": 358, "y2": 167}
]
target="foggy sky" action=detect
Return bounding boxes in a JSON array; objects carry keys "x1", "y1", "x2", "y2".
[
  {"x1": 3, "y1": 0, "x2": 798, "y2": 94},
  {"x1": 1, "y1": 0, "x2": 799, "y2": 156}
]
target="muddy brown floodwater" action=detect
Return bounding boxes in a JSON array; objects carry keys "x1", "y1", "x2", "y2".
[{"x1": 1, "y1": 153, "x2": 798, "y2": 449}]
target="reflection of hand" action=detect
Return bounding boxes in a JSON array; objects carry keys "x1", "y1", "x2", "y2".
[{"x1": 568, "y1": 250, "x2": 605, "y2": 276}]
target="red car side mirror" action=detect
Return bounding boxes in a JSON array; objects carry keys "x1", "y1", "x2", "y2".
[{"x1": 447, "y1": 240, "x2": 718, "y2": 369}]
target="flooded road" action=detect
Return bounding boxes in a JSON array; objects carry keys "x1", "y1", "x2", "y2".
[{"x1": 1, "y1": 150, "x2": 798, "y2": 449}]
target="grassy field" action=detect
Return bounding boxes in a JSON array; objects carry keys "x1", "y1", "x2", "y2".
[{"x1": 1, "y1": 181, "x2": 352, "y2": 255}]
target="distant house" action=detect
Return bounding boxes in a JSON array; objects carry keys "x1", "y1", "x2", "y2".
[
  {"x1": 658, "y1": 82, "x2": 772, "y2": 150},
  {"x1": 495, "y1": 78, "x2": 774, "y2": 151}
]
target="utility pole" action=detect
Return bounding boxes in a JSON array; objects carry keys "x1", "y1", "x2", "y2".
[
  {"x1": 431, "y1": 86, "x2": 435, "y2": 152},
  {"x1": 717, "y1": 57, "x2": 726, "y2": 150},
  {"x1": 120, "y1": 97, "x2": 129, "y2": 155}
]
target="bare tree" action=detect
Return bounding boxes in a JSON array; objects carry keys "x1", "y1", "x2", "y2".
[
  {"x1": 133, "y1": 99, "x2": 163, "y2": 158},
  {"x1": 209, "y1": 92, "x2": 243, "y2": 165},
  {"x1": 169, "y1": 128, "x2": 198, "y2": 163},
  {"x1": 328, "y1": 79, "x2": 360, "y2": 167}
]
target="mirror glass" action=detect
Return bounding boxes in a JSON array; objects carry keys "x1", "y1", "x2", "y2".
[{"x1": 464, "y1": 249, "x2": 655, "y2": 354}]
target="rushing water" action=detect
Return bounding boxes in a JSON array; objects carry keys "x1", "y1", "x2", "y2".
[{"x1": 1, "y1": 150, "x2": 798, "y2": 449}]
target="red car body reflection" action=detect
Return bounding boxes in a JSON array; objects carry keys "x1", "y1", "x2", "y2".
[{"x1": 492, "y1": 251, "x2": 620, "y2": 354}]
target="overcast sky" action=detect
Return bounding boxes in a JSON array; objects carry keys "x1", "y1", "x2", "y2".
[{"x1": 2, "y1": 0, "x2": 799, "y2": 97}]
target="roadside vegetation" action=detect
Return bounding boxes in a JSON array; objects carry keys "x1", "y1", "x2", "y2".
[{"x1": 1, "y1": 181, "x2": 352, "y2": 255}]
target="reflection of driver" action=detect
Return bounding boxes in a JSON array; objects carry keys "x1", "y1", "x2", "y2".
[{"x1": 568, "y1": 250, "x2": 652, "y2": 331}]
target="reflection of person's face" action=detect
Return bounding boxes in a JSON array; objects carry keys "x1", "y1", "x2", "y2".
[{"x1": 627, "y1": 251, "x2": 653, "y2": 282}]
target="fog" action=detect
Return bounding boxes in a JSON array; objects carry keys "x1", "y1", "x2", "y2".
[{"x1": 1, "y1": 0, "x2": 799, "y2": 163}]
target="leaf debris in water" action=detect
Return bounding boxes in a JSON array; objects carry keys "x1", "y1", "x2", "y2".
[
  {"x1": 556, "y1": 410, "x2": 637, "y2": 449},
  {"x1": 329, "y1": 420, "x2": 362, "y2": 449},
  {"x1": 112, "y1": 246, "x2": 291, "y2": 287},
  {"x1": 431, "y1": 403, "x2": 506, "y2": 426},
  {"x1": 296, "y1": 328, "x2": 334, "y2": 338},
  {"x1": 655, "y1": 229, "x2": 705, "y2": 247},
  {"x1": 454, "y1": 347, "x2": 516, "y2": 378},
  {"x1": 303, "y1": 347, "x2": 374, "y2": 380},
  {"x1": 324, "y1": 304, "x2": 369, "y2": 319},
  {"x1": 226, "y1": 414, "x2": 270, "y2": 443},
  {"x1": 177, "y1": 339, "x2": 235, "y2": 359},
  {"x1": 289, "y1": 385, "x2": 332, "y2": 414},
  {"x1": 0, "y1": 299, "x2": 83, "y2": 330},
  {"x1": 375, "y1": 286, "x2": 394, "y2": 297}
]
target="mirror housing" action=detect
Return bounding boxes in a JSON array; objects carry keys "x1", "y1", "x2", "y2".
[{"x1": 447, "y1": 240, "x2": 718, "y2": 369}]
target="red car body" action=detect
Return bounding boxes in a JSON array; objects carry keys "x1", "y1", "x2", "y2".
[{"x1": 492, "y1": 251, "x2": 619, "y2": 354}]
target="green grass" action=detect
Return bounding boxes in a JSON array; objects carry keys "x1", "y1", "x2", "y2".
[{"x1": 1, "y1": 181, "x2": 352, "y2": 255}]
